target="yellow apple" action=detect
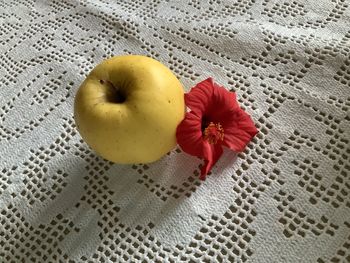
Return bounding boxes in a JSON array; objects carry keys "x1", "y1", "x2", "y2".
[{"x1": 74, "y1": 55, "x2": 185, "y2": 163}]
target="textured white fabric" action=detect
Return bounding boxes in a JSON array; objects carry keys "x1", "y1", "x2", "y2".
[{"x1": 1, "y1": 0, "x2": 350, "y2": 262}]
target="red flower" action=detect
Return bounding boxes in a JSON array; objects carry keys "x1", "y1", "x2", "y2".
[{"x1": 176, "y1": 78, "x2": 258, "y2": 180}]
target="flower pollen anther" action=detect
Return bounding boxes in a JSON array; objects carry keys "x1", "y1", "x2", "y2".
[{"x1": 203, "y1": 122, "x2": 224, "y2": 144}]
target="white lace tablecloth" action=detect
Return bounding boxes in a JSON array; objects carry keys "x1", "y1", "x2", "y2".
[{"x1": 1, "y1": 0, "x2": 349, "y2": 262}]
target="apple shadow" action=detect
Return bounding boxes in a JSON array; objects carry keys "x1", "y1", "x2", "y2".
[
  {"x1": 108, "y1": 153, "x2": 196, "y2": 219},
  {"x1": 105, "y1": 146, "x2": 239, "y2": 230},
  {"x1": 29, "y1": 155, "x2": 93, "y2": 226},
  {"x1": 27, "y1": 145, "x2": 240, "y2": 256}
]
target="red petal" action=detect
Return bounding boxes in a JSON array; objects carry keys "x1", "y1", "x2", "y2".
[
  {"x1": 222, "y1": 109, "x2": 258, "y2": 152},
  {"x1": 199, "y1": 79, "x2": 240, "y2": 123},
  {"x1": 185, "y1": 78, "x2": 214, "y2": 117},
  {"x1": 176, "y1": 112, "x2": 204, "y2": 157},
  {"x1": 212, "y1": 84, "x2": 240, "y2": 111},
  {"x1": 200, "y1": 143, "x2": 223, "y2": 180},
  {"x1": 206, "y1": 95, "x2": 239, "y2": 124}
]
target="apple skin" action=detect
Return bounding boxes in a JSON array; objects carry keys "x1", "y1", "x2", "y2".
[{"x1": 74, "y1": 55, "x2": 185, "y2": 164}]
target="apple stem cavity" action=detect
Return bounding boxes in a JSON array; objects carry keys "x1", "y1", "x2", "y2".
[{"x1": 100, "y1": 79, "x2": 126, "y2": 103}]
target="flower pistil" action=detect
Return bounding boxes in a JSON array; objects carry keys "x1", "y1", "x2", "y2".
[{"x1": 203, "y1": 122, "x2": 224, "y2": 144}]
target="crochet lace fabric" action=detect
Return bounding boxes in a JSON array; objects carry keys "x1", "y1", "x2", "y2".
[{"x1": 0, "y1": 0, "x2": 349, "y2": 262}]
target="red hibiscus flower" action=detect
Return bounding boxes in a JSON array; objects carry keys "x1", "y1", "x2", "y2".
[{"x1": 176, "y1": 78, "x2": 258, "y2": 180}]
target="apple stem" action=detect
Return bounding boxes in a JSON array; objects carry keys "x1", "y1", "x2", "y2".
[{"x1": 100, "y1": 79, "x2": 126, "y2": 103}]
